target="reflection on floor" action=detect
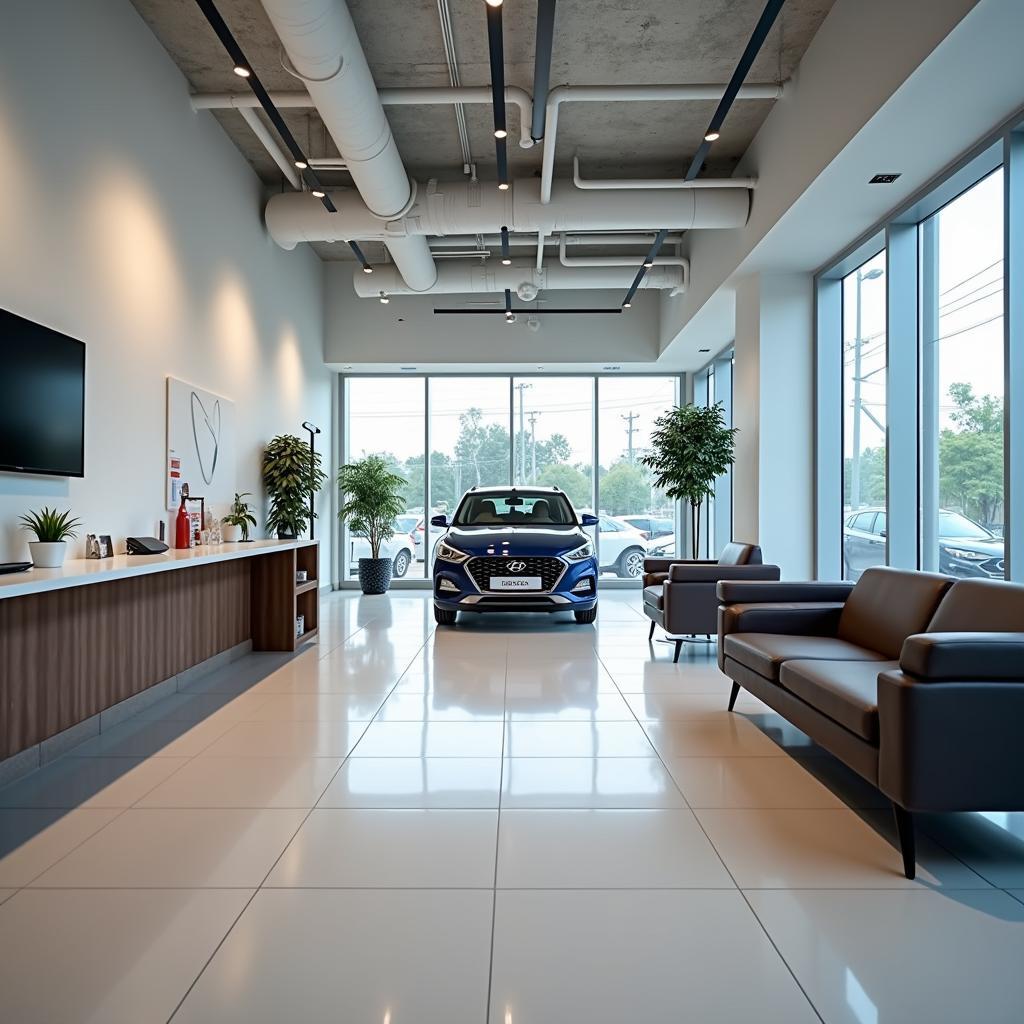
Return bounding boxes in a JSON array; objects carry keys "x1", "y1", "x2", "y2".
[{"x1": 0, "y1": 590, "x2": 1022, "y2": 1022}]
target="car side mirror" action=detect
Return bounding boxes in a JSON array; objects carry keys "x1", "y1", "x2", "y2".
[
  {"x1": 580, "y1": 513, "x2": 600, "y2": 527},
  {"x1": 879, "y1": 529, "x2": 887, "y2": 538},
  {"x1": 430, "y1": 514, "x2": 449, "y2": 528}
]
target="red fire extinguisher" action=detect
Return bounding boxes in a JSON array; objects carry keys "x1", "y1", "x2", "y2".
[{"x1": 175, "y1": 489, "x2": 191, "y2": 549}]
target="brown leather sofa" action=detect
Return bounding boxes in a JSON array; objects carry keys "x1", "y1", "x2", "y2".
[
  {"x1": 717, "y1": 567, "x2": 1024, "y2": 878},
  {"x1": 643, "y1": 542, "x2": 780, "y2": 662}
]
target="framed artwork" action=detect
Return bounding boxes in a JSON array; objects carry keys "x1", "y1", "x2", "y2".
[{"x1": 166, "y1": 377, "x2": 236, "y2": 511}]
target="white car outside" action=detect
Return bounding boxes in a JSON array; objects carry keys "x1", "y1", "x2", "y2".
[
  {"x1": 349, "y1": 517, "x2": 418, "y2": 578},
  {"x1": 580, "y1": 511, "x2": 649, "y2": 578}
]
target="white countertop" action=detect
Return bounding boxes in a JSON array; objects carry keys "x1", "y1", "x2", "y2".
[{"x1": 0, "y1": 539, "x2": 316, "y2": 601}]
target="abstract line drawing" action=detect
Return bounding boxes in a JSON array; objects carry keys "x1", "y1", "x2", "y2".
[{"x1": 166, "y1": 377, "x2": 236, "y2": 511}]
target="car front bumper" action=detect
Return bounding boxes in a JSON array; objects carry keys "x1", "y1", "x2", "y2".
[{"x1": 433, "y1": 556, "x2": 598, "y2": 613}]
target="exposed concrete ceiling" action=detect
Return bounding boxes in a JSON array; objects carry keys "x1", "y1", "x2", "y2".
[{"x1": 131, "y1": 0, "x2": 834, "y2": 262}]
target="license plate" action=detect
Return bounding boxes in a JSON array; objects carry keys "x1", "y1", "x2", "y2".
[{"x1": 489, "y1": 576, "x2": 543, "y2": 590}]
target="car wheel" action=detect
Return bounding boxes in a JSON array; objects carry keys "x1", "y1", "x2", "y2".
[
  {"x1": 574, "y1": 605, "x2": 598, "y2": 624},
  {"x1": 617, "y1": 547, "x2": 645, "y2": 579},
  {"x1": 434, "y1": 606, "x2": 457, "y2": 626},
  {"x1": 393, "y1": 549, "x2": 411, "y2": 578}
]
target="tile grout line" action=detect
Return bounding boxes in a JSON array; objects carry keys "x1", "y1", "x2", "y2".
[{"x1": 164, "y1": 623, "x2": 437, "y2": 1022}]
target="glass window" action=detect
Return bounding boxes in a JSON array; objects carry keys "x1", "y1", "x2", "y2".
[
  {"x1": 343, "y1": 377, "x2": 426, "y2": 579},
  {"x1": 841, "y1": 251, "x2": 887, "y2": 580},
  {"x1": 920, "y1": 169, "x2": 1005, "y2": 579}
]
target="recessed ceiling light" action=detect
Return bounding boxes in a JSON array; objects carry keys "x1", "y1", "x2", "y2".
[
  {"x1": 485, "y1": 0, "x2": 503, "y2": 6},
  {"x1": 494, "y1": 129, "x2": 507, "y2": 139},
  {"x1": 233, "y1": 65, "x2": 251, "y2": 78},
  {"x1": 294, "y1": 159, "x2": 308, "y2": 169},
  {"x1": 362, "y1": 265, "x2": 374, "y2": 274},
  {"x1": 379, "y1": 292, "x2": 390, "y2": 304},
  {"x1": 704, "y1": 130, "x2": 720, "y2": 142},
  {"x1": 699, "y1": 348, "x2": 711, "y2": 353},
  {"x1": 342, "y1": 364, "x2": 352, "y2": 369},
  {"x1": 602, "y1": 365, "x2": 621, "y2": 371},
  {"x1": 311, "y1": 189, "x2": 325, "y2": 198},
  {"x1": 537, "y1": 365, "x2": 544, "y2": 370},
  {"x1": 400, "y1": 366, "x2": 417, "y2": 371},
  {"x1": 869, "y1": 173, "x2": 901, "y2": 184},
  {"x1": 498, "y1": 182, "x2": 510, "y2": 191},
  {"x1": 501, "y1": 257, "x2": 512, "y2": 265}
]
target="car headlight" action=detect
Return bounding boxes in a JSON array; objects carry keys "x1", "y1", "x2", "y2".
[
  {"x1": 943, "y1": 547, "x2": 988, "y2": 561},
  {"x1": 564, "y1": 539, "x2": 595, "y2": 562},
  {"x1": 436, "y1": 540, "x2": 470, "y2": 564}
]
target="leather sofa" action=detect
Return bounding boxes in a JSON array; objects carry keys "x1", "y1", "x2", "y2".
[
  {"x1": 717, "y1": 567, "x2": 1024, "y2": 878},
  {"x1": 643, "y1": 542, "x2": 780, "y2": 662}
]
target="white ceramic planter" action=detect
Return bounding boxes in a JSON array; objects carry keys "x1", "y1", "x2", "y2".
[
  {"x1": 29, "y1": 541, "x2": 68, "y2": 568},
  {"x1": 222, "y1": 523, "x2": 240, "y2": 543}
]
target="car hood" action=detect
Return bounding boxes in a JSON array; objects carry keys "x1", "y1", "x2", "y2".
[
  {"x1": 444, "y1": 525, "x2": 588, "y2": 557},
  {"x1": 940, "y1": 536, "x2": 1003, "y2": 556}
]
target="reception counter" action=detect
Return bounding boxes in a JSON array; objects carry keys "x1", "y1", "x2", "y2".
[{"x1": 0, "y1": 539, "x2": 320, "y2": 768}]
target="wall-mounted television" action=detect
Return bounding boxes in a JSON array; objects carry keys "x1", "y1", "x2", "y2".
[{"x1": 0, "y1": 308, "x2": 86, "y2": 477}]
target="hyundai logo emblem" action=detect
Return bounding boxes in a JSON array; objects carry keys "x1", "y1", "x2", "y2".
[{"x1": 507, "y1": 560, "x2": 527, "y2": 572}]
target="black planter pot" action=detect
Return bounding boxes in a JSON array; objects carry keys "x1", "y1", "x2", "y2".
[
  {"x1": 358, "y1": 557, "x2": 393, "y2": 595},
  {"x1": 276, "y1": 528, "x2": 298, "y2": 540}
]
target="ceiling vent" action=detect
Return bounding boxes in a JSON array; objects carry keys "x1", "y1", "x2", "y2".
[{"x1": 869, "y1": 173, "x2": 901, "y2": 184}]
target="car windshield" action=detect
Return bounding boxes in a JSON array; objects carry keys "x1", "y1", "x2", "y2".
[
  {"x1": 454, "y1": 491, "x2": 576, "y2": 526},
  {"x1": 939, "y1": 512, "x2": 992, "y2": 540}
]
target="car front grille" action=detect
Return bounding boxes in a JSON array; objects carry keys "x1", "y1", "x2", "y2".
[{"x1": 466, "y1": 556, "x2": 565, "y2": 592}]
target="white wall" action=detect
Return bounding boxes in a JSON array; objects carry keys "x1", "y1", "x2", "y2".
[
  {"x1": 0, "y1": 0, "x2": 333, "y2": 578},
  {"x1": 324, "y1": 266, "x2": 661, "y2": 371},
  {"x1": 733, "y1": 273, "x2": 814, "y2": 578}
]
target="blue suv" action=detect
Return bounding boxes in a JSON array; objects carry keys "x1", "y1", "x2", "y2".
[{"x1": 431, "y1": 486, "x2": 600, "y2": 625}]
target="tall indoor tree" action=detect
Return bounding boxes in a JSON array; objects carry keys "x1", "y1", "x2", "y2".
[{"x1": 642, "y1": 403, "x2": 737, "y2": 558}]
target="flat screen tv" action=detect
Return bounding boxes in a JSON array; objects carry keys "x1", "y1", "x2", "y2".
[{"x1": 0, "y1": 308, "x2": 86, "y2": 477}]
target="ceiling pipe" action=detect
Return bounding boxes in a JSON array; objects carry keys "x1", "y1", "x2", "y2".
[
  {"x1": 530, "y1": 0, "x2": 557, "y2": 141},
  {"x1": 572, "y1": 155, "x2": 756, "y2": 191},
  {"x1": 238, "y1": 107, "x2": 300, "y2": 187},
  {"x1": 191, "y1": 87, "x2": 536, "y2": 148},
  {"x1": 435, "y1": 0, "x2": 472, "y2": 168},
  {"x1": 539, "y1": 82, "x2": 784, "y2": 203},
  {"x1": 558, "y1": 234, "x2": 689, "y2": 273},
  {"x1": 428, "y1": 232, "x2": 685, "y2": 248},
  {"x1": 257, "y1": 0, "x2": 436, "y2": 291},
  {"x1": 350, "y1": 258, "x2": 684, "y2": 297},
  {"x1": 485, "y1": 0, "x2": 510, "y2": 189},
  {"x1": 264, "y1": 177, "x2": 748, "y2": 248}
]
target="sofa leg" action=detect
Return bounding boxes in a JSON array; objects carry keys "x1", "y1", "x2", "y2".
[
  {"x1": 727, "y1": 681, "x2": 741, "y2": 712},
  {"x1": 648, "y1": 620, "x2": 655, "y2": 641},
  {"x1": 892, "y1": 803, "x2": 916, "y2": 880},
  {"x1": 673, "y1": 639, "x2": 682, "y2": 663}
]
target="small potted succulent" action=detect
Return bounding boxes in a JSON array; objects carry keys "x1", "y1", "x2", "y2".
[
  {"x1": 263, "y1": 434, "x2": 328, "y2": 539},
  {"x1": 19, "y1": 506, "x2": 82, "y2": 568},
  {"x1": 222, "y1": 492, "x2": 257, "y2": 542},
  {"x1": 337, "y1": 455, "x2": 407, "y2": 594}
]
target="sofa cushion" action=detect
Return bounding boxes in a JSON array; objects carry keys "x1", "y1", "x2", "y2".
[
  {"x1": 643, "y1": 585, "x2": 663, "y2": 611},
  {"x1": 780, "y1": 659, "x2": 899, "y2": 742},
  {"x1": 926, "y1": 578, "x2": 1024, "y2": 632},
  {"x1": 724, "y1": 633, "x2": 890, "y2": 682},
  {"x1": 837, "y1": 567, "x2": 953, "y2": 658},
  {"x1": 719, "y1": 542, "x2": 762, "y2": 566}
]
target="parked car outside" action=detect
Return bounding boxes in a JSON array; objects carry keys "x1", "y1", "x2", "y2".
[
  {"x1": 585, "y1": 513, "x2": 649, "y2": 579},
  {"x1": 431, "y1": 486, "x2": 600, "y2": 625},
  {"x1": 843, "y1": 507, "x2": 1004, "y2": 580},
  {"x1": 616, "y1": 515, "x2": 674, "y2": 541},
  {"x1": 349, "y1": 517, "x2": 418, "y2": 578}
]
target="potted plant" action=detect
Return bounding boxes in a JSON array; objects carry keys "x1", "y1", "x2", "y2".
[
  {"x1": 222, "y1": 492, "x2": 257, "y2": 542},
  {"x1": 19, "y1": 506, "x2": 82, "y2": 568},
  {"x1": 642, "y1": 402, "x2": 737, "y2": 559},
  {"x1": 337, "y1": 455, "x2": 407, "y2": 594},
  {"x1": 263, "y1": 434, "x2": 327, "y2": 539}
]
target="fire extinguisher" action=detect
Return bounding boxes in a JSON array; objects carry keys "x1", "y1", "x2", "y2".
[{"x1": 175, "y1": 487, "x2": 191, "y2": 549}]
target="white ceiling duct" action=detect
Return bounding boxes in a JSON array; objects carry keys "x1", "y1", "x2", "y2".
[
  {"x1": 258, "y1": 0, "x2": 437, "y2": 291},
  {"x1": 352, "y1": 258, "x2": 684, "y2": 297},
  {"x1": 265, "y1": 177, "x2": 748, "y2": 250}
]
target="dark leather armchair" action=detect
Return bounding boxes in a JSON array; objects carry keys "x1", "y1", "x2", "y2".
[{"x1": 643, "y1": 542, "x2": 780, "y2": 661}]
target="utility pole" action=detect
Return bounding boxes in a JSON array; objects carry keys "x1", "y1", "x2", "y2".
[
  {"x1": 528, "y1": 411, "x2": 540, "y2": 482},
  {"x1": 622, "y1": 411, "x2": 639, "y2": 464},
  {"x1": 514, "y1": 382, "x2": 531, "y2": 482},
  {"x1": 850, "y1": 265, "x2": 884, "y2": 509}
]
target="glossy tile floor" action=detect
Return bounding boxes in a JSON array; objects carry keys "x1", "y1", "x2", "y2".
[{"x1": 1, "y1": 590, "x2": 1023, "y2": 1022}]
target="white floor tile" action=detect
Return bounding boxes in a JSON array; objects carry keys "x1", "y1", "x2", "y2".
[
  {"x1": 199, "y1": 719, "x2": 364, "y2": 758},
  {"x1": 625, "y1": 690, "x2": 771, "y2": 719},
  {"x1": 917, "y1": 811, "x2": 1024, "y2": 888},
  {"x1": 497, "y1": 809, "x2": 733, "y2": 888},
  {"x1": 504, "y1": 688, "x2": 635, "y2": 721},
  {"x1": 501, "y1": 757, "x2": 687, "y2": 809},
  {"x1": 696, "y1": 808, "x2": 992, "y2": 888},
  {"x1": 504, "y1": 720, "x2": 656, "y2": 757},
  {"x1": 173, "y1": 889, "x2": 492, "y2": 1024},
  {"x1": 133, "y1": 689, "x2": 271, "y2": 723},
  {"x1": 0, "y1": 808, "x2": 121, "y2": 886},
  {"x1": 136, "y1": 756, "x2": 343, "y2": 808},
  {"x1": 374, "y1": 691, "x2": 504, "y2": 720},
  {"x1": 71, "y1": 715, "x2": 234, "y2": 758},
  {"x1": 667, "y1": 756, "x2": 847, "y2": 809},
  {"x1": 0, "y1": 889, "x2": 14, "y2": 905},
  {"x1": 241, "y1": 692, "x2": 386, "y2": 722},
  {"x1": 489, "y1": 889, "x2": 818, "y2": 1024},
  {"x1": 642, "y1": 718, "x2": 791, "y2": 757},
  {"x1": 32, "y1": 808, "x2": 306, "y2": 888},
  {"x1": 0, "y1": 756, "x2": 188, "y2": 809},
  {"x1": 266, "y1": 808, "x2": 497, "y2": 888},
  {"x1": 351, "y1": 721, "x2": 505, "y2": 757},
  {"x1": 318, "y1": 757, "x2": 502, "y2": 808},
  {"x1": 0, "y1": 888, "x2": 251, "y2": 1024},
  {"x1": 747, "y1": 888, "x2": 1024, "y2": 1024}
]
